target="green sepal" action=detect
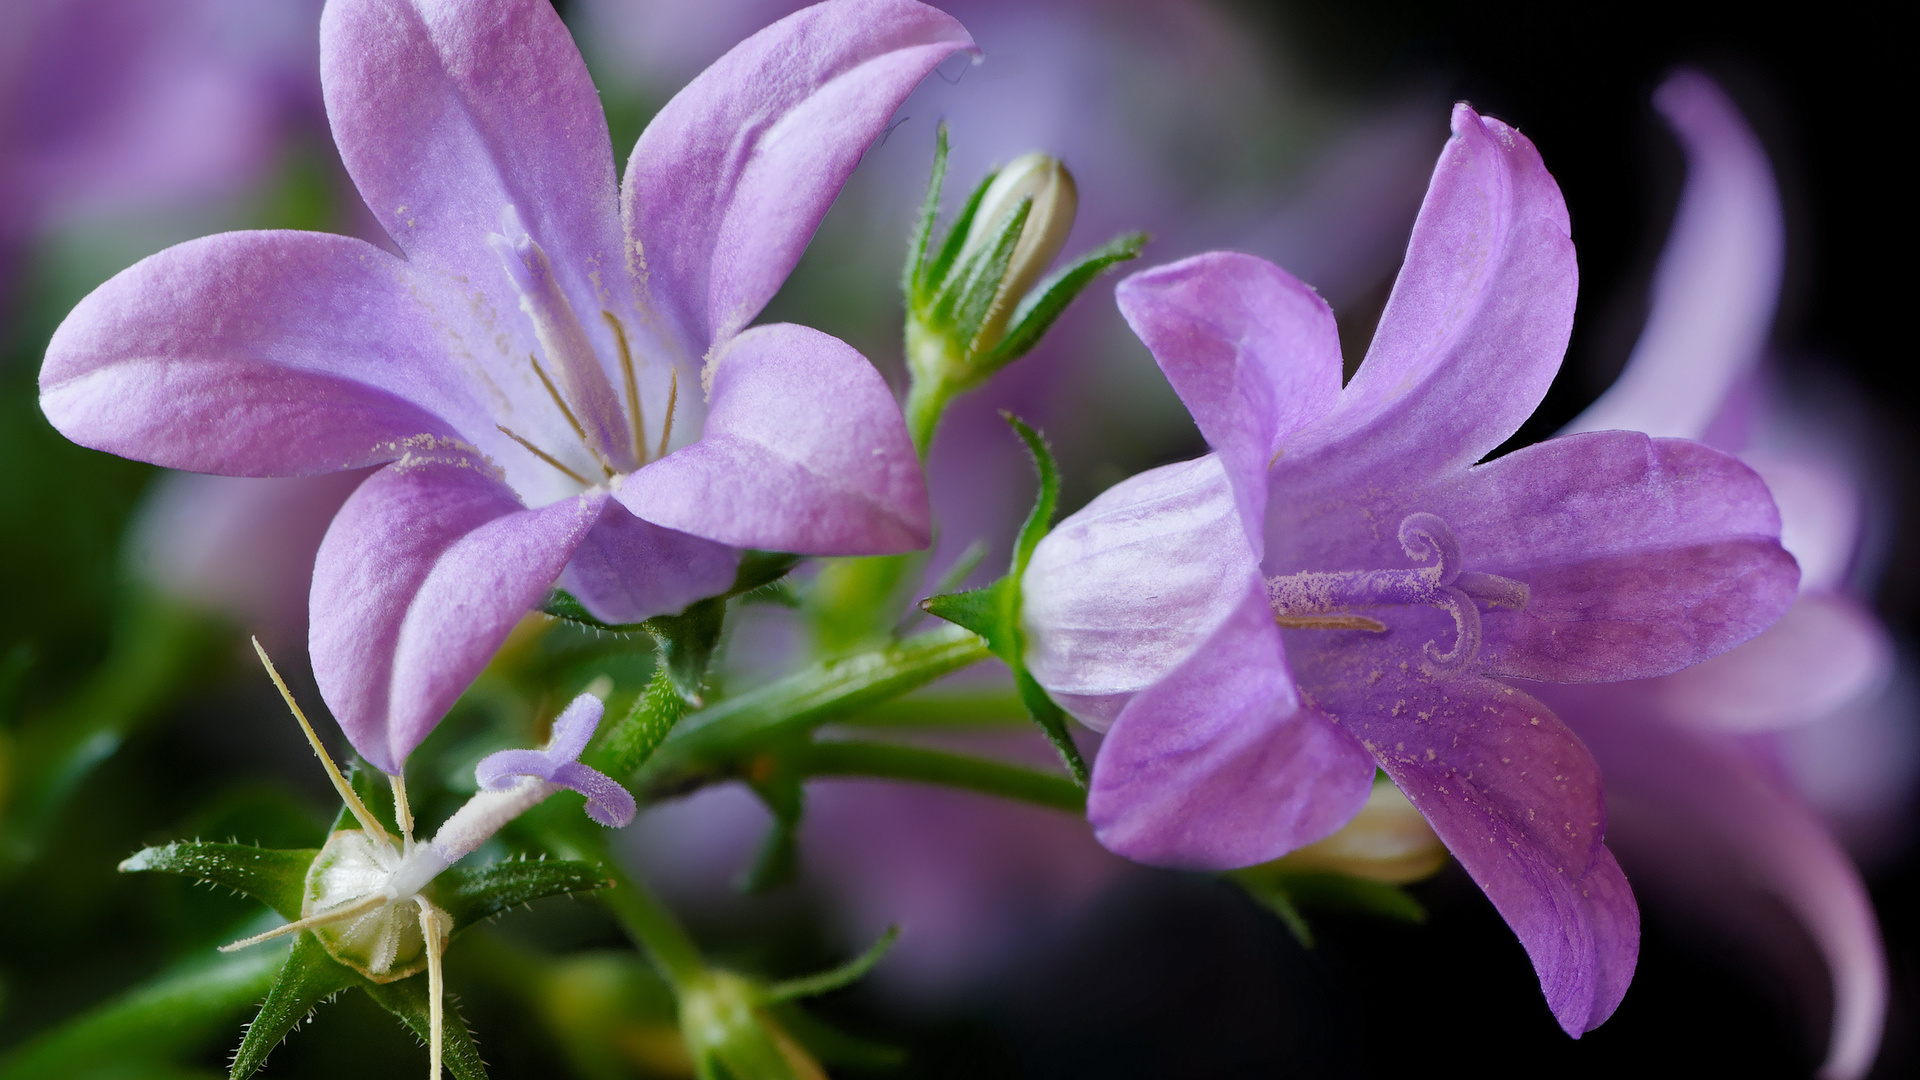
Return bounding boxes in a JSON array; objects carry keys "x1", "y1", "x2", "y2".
[
  {"x1": 118, "y1": 842, "x2": 318, "y2": 922},
  {"x1": 903, "y1": 122, "x2": 949, "y2": 299},
  {"x1": 764, "y1": 1003, "x2": 905, "y2": 1069},
  {"x1": 588, "y1": 666, "x2": 686, "y2": 778},
  {"x1": 914, "y1": 167, "x2": 997, "y2": 307},
  {"x1": 761, "y1": 925, "x2": 899, "y2": 1004},
  {"x1": 227, "y1": 933, "x2": 355, "y2": 1079},
  {"x1": 985, "y1": 230, "x2": 1149, "y2": 366},
  {"x1": 936, "y1": 198, "x2": 1030, "y2": 354},
  {"x1": 360, "y1": 975, "x2": 490, "y2": 1080},
  {"x1": 920, "y1": 415, "x2": 1087, "y2": 786},
  {"x1": 1229, "y1": 867, "x2": 1427, "y2": 949},
  {"x1": 431, "y1": 857, "x2": 611, "y2": 929}
]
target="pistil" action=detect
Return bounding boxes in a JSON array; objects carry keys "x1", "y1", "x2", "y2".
[{"x1": 1265, "y1": 512, "x2": 1528, "y2": 669}]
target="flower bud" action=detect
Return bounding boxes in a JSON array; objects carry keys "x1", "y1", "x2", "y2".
[
  {"x1": 962, "y1": 152, "x2": 1078, "y2": 351},
  {"x1": 1276, "y1": 779, "x2": 1447, "y2": 883}
]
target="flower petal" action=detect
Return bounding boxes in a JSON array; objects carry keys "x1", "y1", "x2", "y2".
[
  {"x1": 311, "y1": 450, "x2": 605, "y2": 772},
  {"x1": 615, "y1": 323, "x2": 929, "y2": 554},
  {"x1": 321, "y1": 0, "x2": 640, "y2": 451},
  {"x1": 1089, "y1": 581, "x2": 1376, "y2": 869},
  {"x1": 1654, "y1": 592, "x2": 1892, "y2": 733},
  {"x1": 1551, "y1": 688, "x2": 1887, "y2": 1077},
  {"x1": 558, "y1": 501, "x2": 741, "y2": 625},
  {"x1": 1567, "y1": 71, "x2": 1783, "y2": 440},
  {"x1": 1294, "y1": 639, "x2": 1638, "y2": 1034},
  {"x1": 622, "y1": 0, "x2": 975, "y2": 351},
  {"x1": 41, "y1": 231, "x2": 466, "y2": 475},
  {"x1": 1115, "y1": 251, "x2": 1341, "y2": 542},
  {"x1": 1021, "y1": 454, "x2": 1253, "y2": 731},
  {"x1": 1280, "y1": 103, "x2": 1575, "y2": 486},
  {"x1": 1430, "y1": 430, "x2": 1798, "y2": 681}
]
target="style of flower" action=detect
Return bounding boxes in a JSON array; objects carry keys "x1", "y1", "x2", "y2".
[
  {"x1": 1019, "y1": 104, "x2": 1800, "y2": 1034},
  {"x1": 40, "y1": 0, "x2": 972, "y2": 773},
  {"x1": 1540, "y1": 70, "x2": 1891, "y2": 1079},
  {"x1": 475, "y1": 691, "x2": 637, "y2": 829}
]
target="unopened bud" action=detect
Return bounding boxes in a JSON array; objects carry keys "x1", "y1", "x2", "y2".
[
  {"x1": 1277, "y1": 779, "x2": 1447, "y2": 883},
  {"x1": 963, "y1": 152, "x2": 1077, "y2": 350}
]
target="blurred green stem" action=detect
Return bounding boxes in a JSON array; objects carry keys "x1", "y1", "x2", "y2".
[
  {"x1": 790, "y1": 741, "x2": 1083, "y2": 811},
  {"x1": 534, "y1": 816, "x2": 706, "y2": 991}
]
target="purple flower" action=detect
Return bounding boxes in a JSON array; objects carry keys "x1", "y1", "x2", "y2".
[
  {"x1": 1019, "y1": 104, "x2": 1800, "y2": 1034},
  {"x1": 40, "y1": 0, "x2": 971, "y2": 773},
  {"x1": 1541, "y1": 71, "x2": 1894, "y2": 1079}
]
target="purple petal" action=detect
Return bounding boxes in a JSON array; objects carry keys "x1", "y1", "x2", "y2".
[
  {"x1": 616, "y1": 323, "x2": 930, "y2": 554},
  {"x1": 1021, "y1": 455, "x2": 1253, "y2": 731},
  {"x1": 1278, "y1": 104, "x2": 1575, "y2": 488},
  {"x1": 41, "y1": 231, "x2": 466, "y2": 475},
  {"x1": 551, "y1": 761, "x2": 638, "y2": 828},
  {"x1": 1551, "y1": 687, "x2": 1886, "y2": 1077},
  {"x1": 1115, "y1": 252, "x2": 1341, "y2": 542},
  {"x1": 1567, "y1": 71, "x2": 1783, "y2": 440},
  {"x1": 1431, "y1": 431, "x2": 1799, "y2": 681},
  {"x1": 311, "y1": 451, "x2": 605, "y2": 772},
  {"x1": 320, "y1": 0, "x2": 645, "y2": 463},
  {"x1": 1089, "y1": 582, "x2": 1376, "y2": 869},
  {"x1": 1294, "y1": 639, "x2": 1638, "y2": 1034},
  {"x1": 1654, "y1": 592, "x2": 1892, "y2": 733},
  {"x1": 475, "y1": 748, "x2": 554, "y2": 790},
  {"x1": 622, "y1": 0, "x2": 974, "y2": 351},
  {"x1": 545, "y1": 692, "x2": 608, "y2": 762},
  {"x1": 558, "y1": 501, "x2": 741, "y2": 625}
]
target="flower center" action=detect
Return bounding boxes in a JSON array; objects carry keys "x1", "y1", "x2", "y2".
[
  {"x1": 1264, "y1": 512, "x2": 1528, "y2": 669},
  {"x1": 486, "y1": 206, "x2": 678, "y2": 489}
]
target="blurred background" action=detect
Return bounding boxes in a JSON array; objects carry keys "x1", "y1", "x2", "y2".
[{"x1": 0, "y1": 0, "x2": 1910, "y2": 1076}]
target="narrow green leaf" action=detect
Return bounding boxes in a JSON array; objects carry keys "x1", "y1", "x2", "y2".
[
  {"x1": 539, "y1": 589, "x2": 644, "y2": 633},
  {"x1": 228, "y1": 934, "x2": 355, "y2": 1080},
  {"x1": 432, "y1": 858, "x2": 611, "y2": 930},
  {"x1": 985, "y1": 230, "x2": 1148, "y2": 366},
  {"x1": 762, "y1": 926, "x2": 900, "y2": 1004},
  {"x1": 360, "y1": 976, "x2": 491, "y2": 1080},
  {"x1": 1014, "y1": 670, "x2": 1088, "y2": 787},
  {"x1": 1237, "y1": 876, "x2": 1316, "y2": 948},
  {"x1": 941, "y1": 197, "x2": 1030, "y2": 351},
  {"x1": 1002, "y1": 413, "x2": 1059, "y2": 580},
  {"x1": 119, "y1": 843, "x2": 318, "y2": 921},
  {"x1": 730, "y1": 551, "x2": 803, "y2": 596},
  {"x1": 921, "y1": 168, "x2": 997, "y2": 301},
  {"x1": 0, "y1": 943, "x2": 283, "y2": 1080},
  {"x1": 904, "y1": 123, "x2": 949, "y2": 300},
  {"x1": 1267, "y1": 870, "x2": 1428, "y2": 924},
  {"x1": 589, "y1": 666, "x2": 686, "y2": 778}
]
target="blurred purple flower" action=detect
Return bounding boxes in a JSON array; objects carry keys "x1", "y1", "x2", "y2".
[
  {"x1": 0, "y1": 0, "x2": 324, "y2": 297},
  {"x1": 39, "y1": 0, "x2": 967, "y2": 772},
  {"x1": 1020, "y1": 104, "x2": 1801, "y2": 1035},
  {"x1": 1543, "y1": 70, "x2": 1898, "y2": 1079}
]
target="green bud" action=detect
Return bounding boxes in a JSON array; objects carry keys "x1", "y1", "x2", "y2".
[{"x1": 959, "y1": 152, "x2": 1078, "y2": 353}]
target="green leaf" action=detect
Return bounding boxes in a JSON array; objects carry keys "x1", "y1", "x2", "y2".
[
  {"x1": 432, "y1": 857, "x2": 611, "y2": 930},
  {"x1": 904, "y1": 123, "x2": 949, "y2": 300},
  {"x1": 1004, "y1": 413, "x2": 1059, "y2": 580},
  {"x1": 643, "y1": 596, "x2": 727, "y2": 706},
  {"x1": 0, "y1": 943, "x2": 283, "y2": 1080},
  {"x1": 762, "y1": 926, "x2": 899, "y2": 1004},
  {"x1": 119, "y1": 843, "x2": 318, "y2": 921},
  {"x1": 227, "y1": 934, "x2": 355, "y2": 1079},
  {"x1": 730, "y1": 552, "x2": 803, "y2": 596},
  {"x1": 985, "y1": 230, "x2": 1148, "y2": 366},
  {"x1": 360, "y1": 975, "x2": 490, "y2": 1080}
]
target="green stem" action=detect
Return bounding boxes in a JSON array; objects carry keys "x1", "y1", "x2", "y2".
[
  {"x1": 534, "y1": 819, "x2": 706, "y2": 991},
  {"x1": 640, "y1": 623, "x2": 991, "y2": 786},
  {"x1": 789, "y1": 741, "x2": 1084, "y2": 812},
  {"x1": 835, "y1": 689, "x2": 1028, "y2": 728},
  {"x1": 902, "y1": 375, "x2": 950, "y2": 460}
]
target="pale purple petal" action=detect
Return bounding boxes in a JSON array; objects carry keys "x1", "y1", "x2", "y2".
[
  {"x1": 1567, "y1": 70, "x2": 1783, "y2": 440},
  {"x1": 311, "y1": 451, "x2": 605, "y2": 772},
  {"x1": 1021, "y1": 455, "x2": 1252, "y2": 731},
  {"x1": 1428, "y1": 431, "x2": 1799, "y2": 681},
  {"x1": 1655, "y1": 592, "x2": 1892, "y2": 733},
  {"x1": 1114, "y1": 251, "x2": 1341, "y2": 541},
  {"x1": 558, "y1": 501, "x2": 741, "y2": 625},
  {"x1": 1089, "y1": 582, "x2": 1376, "y2": 869},
  {"x1": 321, "y1": 0, "x2": 641, "y2": 445},
  {"x1": 1552, "y1": 688, "x2": 1886, "y2": 1078},
  {"x1": 1749, "y1": 451, "x2": 1864, "y2": 594},
  {"x1": 616, "y1": 323, "x2": 929, "y2": 554},
  {"x1": 622, "y1": 0, "x2": 974, "y2": 351},
  {"x1": 40, "y1": 231, "x2": 469, "y2": 475},
  {"x1": 1294, "y1": 639, "x2": 1636, "y2": 1034},
  {"x1": 1278, "y1": 104, "x2": 1575, "y2": 487}
]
